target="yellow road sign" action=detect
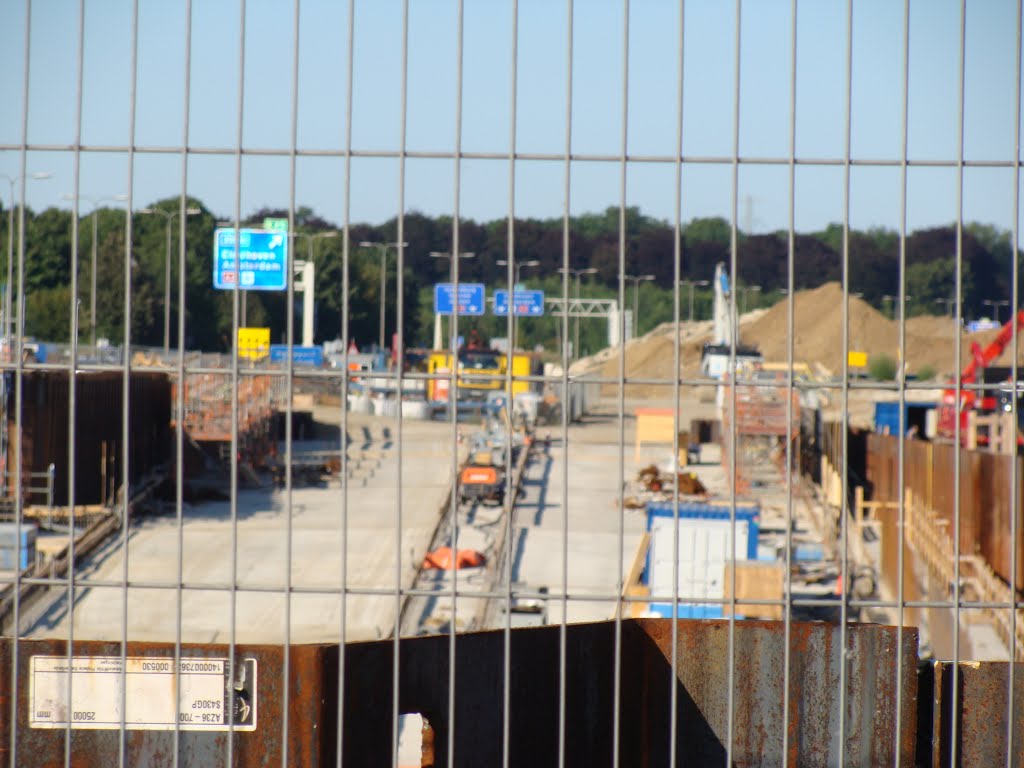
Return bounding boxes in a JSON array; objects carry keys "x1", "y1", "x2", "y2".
[{"x1": 238, "y1": 327, "x2": 270, "y2": 360}]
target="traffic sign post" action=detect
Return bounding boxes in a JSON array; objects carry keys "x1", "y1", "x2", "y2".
[
  {"x1": 493, "y1": 289, "x2": 545, "y2": 317},
  {"x1": 214, "y1": 228, "x2": 289, "y2": 291},
  {"x1": 433, "y1": 283, "x2": 486, "y2": 316}
]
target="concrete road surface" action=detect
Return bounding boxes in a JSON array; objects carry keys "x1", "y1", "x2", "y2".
[{"x1": 22, "y1": 414, "x2": 462, "y2": 644}]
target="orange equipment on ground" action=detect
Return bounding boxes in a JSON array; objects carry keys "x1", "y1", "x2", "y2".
[{"x1": 422, "y1": 547, "x2": 485, "y2": 570}]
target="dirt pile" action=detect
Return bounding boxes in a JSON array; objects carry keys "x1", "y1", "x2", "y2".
[{"x1": 575, "y1": 282, "x2": 1024, "y2": 397}]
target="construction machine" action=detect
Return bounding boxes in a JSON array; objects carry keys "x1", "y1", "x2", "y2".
[
  {"x1": 936, "y1": 308, "x2": 1024, "y2": 444},
  {"x1": 700, "y1": 262, "x2": 763, "y2": 379},
  {"x1": 426, "y1": 347, "x2": 542, "y2": 402}
]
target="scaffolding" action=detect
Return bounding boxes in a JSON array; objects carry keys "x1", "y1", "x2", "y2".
[{"x1": 721, "y1": 382, "x2": 801, "y2": 495}]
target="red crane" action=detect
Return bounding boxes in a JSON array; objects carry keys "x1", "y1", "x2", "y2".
[{"x1": 936, "y1": 308, "x2": 1024, "y2": 442}]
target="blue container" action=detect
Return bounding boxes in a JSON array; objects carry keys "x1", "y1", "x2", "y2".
[
  {"x1": 874, "y1": 401, "x2": 935, "y2": 436},
  {"x1": 645, "y1": 501, "x2": 760, "y2": 560},
  {"x1": 0, "y1": 523, "x2": 36, "y2": 570}
]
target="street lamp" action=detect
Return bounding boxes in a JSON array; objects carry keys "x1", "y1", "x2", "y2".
[
  {"x1": 982, "y1": 299, "x2": 1010, "y2": 325},
  {"x1": 679, "y1": 279, "x2": 709, "y2": 322},
  {"x1": 140, "y1": 205, "x2": 202, "y2": 352},
  {"x1": 883, "y1": 294, "x2": 913, "y2": 322},
  {"x1": 558, "y1": 267, "x2": 598, "y2": 359},
  {"x1": 428, "y1": 251, "x2": 476, "y2": 349},
  {"x1": 360, "y1": 240, "x2": 407, "y2": 353},
  {"x1": 740, "y1": 284, "x2": 761, "y2": 315},
  {"x1": 496, "y1": 258, "x2": 540, "y2": 285},
  {"x1": 496, "y1": 260, "x2": 540, "y2": 350},
  {"x1": 624, "y1": 274, "x2": 655, "y2": 338},
  {"x1": 2, "y1": 171, "x2": 53, "y2": 339},
  {"x1": 63, "y1": 193, "x2": 129, "y2": 346},
  {"x1": 934, "y1": 297, "x2": 956, "y2": 317}
]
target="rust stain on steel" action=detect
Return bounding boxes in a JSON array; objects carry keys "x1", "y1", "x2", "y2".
[
  {"x1": 637, "y1": 619, "x2": 918, "y2": 767},
  {"x1": 928, "y1": 661, "x2": 1024, "y2": 768},
  {"x1": 0, "y1": 638, "x2": 338, "y2": 768}
]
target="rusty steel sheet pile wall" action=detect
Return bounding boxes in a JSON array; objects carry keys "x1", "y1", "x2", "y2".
[
  {"x1": 6, "y1": 371, "x2": 171, "y2": 508},
  {"x1": 342, "y1": 618, "x2": 916, "y2": 767},
  {"x1": 867, "y1": 433, "x2": 1024, "y2": 593},
  {"x1": 0, "y1": 620, "x2": 916, "y2": 767}
]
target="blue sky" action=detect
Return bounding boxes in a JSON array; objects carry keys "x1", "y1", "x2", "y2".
[{"x1": 1, "y1": 0, "x2": 1023, "y2": 237}]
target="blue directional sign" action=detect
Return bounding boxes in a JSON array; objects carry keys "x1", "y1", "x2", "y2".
[
  {"x1": 269, "y1": 345, "x2": 324, "y2": 367},
  {"x1": 493, "y1": 289, "x2": 545, "y2": 317},
  {"x1": 214, "y1": 228, "x2": 289, "y2": 291},
  {"x1": 434, "y1": 283, "x2": 485, "y2": 316}
]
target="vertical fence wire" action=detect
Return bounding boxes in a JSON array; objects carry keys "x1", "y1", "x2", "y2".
[
  {"x1": 894, "y1": 0, "x2": 911, "y2": 762},
  {"x1": 227, "y1": 1, "x2": 250, "y2": 764},
  {"x1": 62, "y1": 0, "x2": 87, "y2": 762},
  {"x1": 557, "y1": 4, "x2": 575, "y2": 766},
  {"x1": 613, "y1": 2, "x2": 631, "y2": 766},
  {"x1": 116, "y1": 0, "x2": 141, "y2": 762},
  {"x1": 781, "y1": 0, "x2": 798, "y2": 763},
  {"x1": 502, "y1": 3, "x2": 519, "y2": 768},
  {"x1": 172, "y1": 2, "x2": 195, "y2": 764},
  {"x1": 335, "y1": 3, "x2": 356, "y2": 763},
  {"x1": 951, "y1": 1, "x2": 968, "y2": 760},
  {"x1": 281, "y1": 0, "x2": 303, "y2": 761},
  {"x1": 1009, "y1": 2, "x2": 1023, "y2": 763},
  {"x1": 669, "y1": 0, "x2": 685, "y2": 764},
  {"x1": 726, "y1": 0, "x2": 742, "y2": 761},
  {"x1": 837, "y1": 0, "x2": 854, "y2": 756},
  {"x1": 6, "y1": 1, "x2": 33, "y2": 763}
]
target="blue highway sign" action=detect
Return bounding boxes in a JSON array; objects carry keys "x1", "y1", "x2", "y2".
[
  {"x1": 434, "y1": 283, "x2": 485, "y2": 316},
  {"x1": 269, "y1": 345, "x2": 324, "y2": 366},
  {"x1": 214, "y1": 228, "x2": 289, "y2": 291},
  {"x1": 493, "y1": 289, "x2": 545, "y2": 317}
]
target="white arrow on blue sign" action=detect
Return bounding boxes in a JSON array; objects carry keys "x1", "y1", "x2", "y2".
[
  {"x1": 434, "y1": 283, "x2": 486, "y2": 316},
  {"x1": 214, "y1": 228, "x2": 289, "y2": 291},
  {"x1": 493, "y1": 289, "x2": 545, "y2": 317}
]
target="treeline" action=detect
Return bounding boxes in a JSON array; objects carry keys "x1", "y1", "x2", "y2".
[{"x1": 1, "y1": 199, "x2": 1016, "y2": 354}]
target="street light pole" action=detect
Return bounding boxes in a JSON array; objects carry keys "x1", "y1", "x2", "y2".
[
  {"x1": 140, "y1": 205, "x2": 201, "y2": 352},
  {"x1": 496, "y1": 259, "x2": 540, "y2": 350},
  {"x1": 740, "y1": 284, "x2": 761, "y2": 315},
  {"x1": 63, "y1": 192, "x2": 127, "y2": 346},
  {"x1": 3, "y1": 172, "x2": 53, "y2": 340},
  {"x1": 429, "y1": 251, "x2": 476, "y2": 349},
  {"x1": 624, "y1": 274, "x2": 655, "y2": 339},
  {"x1": 558, "y1": 267, "x2": 598, "y2": 358},
  {"x1": 679, "y1": 279, "x2": 709, "y2": 322},
  {"x1": 496, "y1": 258, "x2": 540, "y2": 286},
  {"x1": 982, "y1": 299, "x2": 1010, "y2": 325},
  {"x1": 359, "y1": 240, "x2": 407, "y2": 353}
]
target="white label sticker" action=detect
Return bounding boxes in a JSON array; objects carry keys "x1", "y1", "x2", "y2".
[{"x1": 29, "y1": 656, "x2": 257, "y2": 731}]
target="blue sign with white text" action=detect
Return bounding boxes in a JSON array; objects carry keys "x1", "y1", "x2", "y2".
[
  {"x1": 269, "y1": 345, "x2": 324, "y2": 366},
  {"x1": 214, "y1": 228, "x2": 289, "y2": 291},
  {"x1": 434, "y1": 283, "x2": 485, "y2": 316},
  {"x1": 493, "y1": 289, "x2": 545, "y2": 317}
]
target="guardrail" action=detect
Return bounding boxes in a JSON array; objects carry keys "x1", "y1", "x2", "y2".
[{"x1": 1, "y1": 464, "x2": 55, "y2": 514}]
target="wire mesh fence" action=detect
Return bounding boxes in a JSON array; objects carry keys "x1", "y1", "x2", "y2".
[{"x1": 0, "y1": 0, "x2": 1022, "y2": 765}]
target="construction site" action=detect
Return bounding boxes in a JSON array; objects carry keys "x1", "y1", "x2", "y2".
[
  {"x1": 3, "y1": 1, "x2": 1024, "y2": 763},
  {"x1": 0, "y1": 265, "x2": 1015, "y2": 764}
]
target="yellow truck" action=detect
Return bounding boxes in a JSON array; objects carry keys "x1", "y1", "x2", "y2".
[{"x1": 426, "y1": 349, "x2": 540, "y2": 402}]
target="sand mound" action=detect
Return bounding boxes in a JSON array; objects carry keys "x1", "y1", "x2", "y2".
[
  {"x1": 741, "y1": 283, "x2": 896, "y2": 373},
  {"x1": 575, "y1": 282, "x2": 1024, "y2": 392}
]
